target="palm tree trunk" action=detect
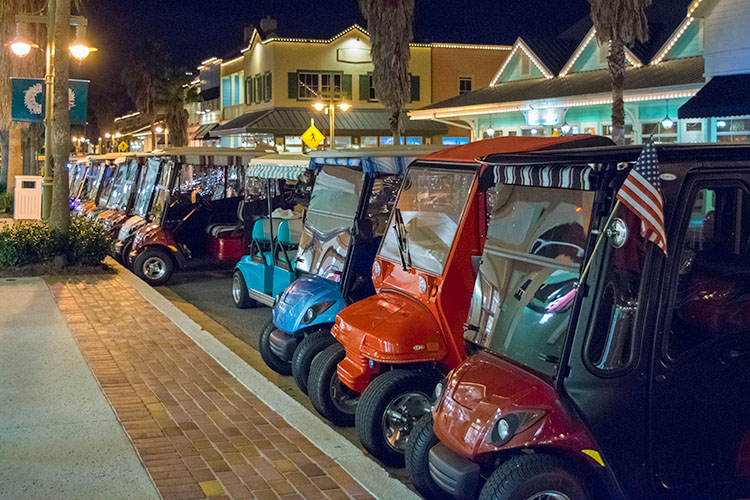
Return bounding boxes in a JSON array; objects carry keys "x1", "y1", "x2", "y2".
[
  {"x1": 0, "y1": 129, "x2": 8, "y2": 190},
  {"x1": 390, "y1": 110, "x2": 401, "y2": 144},
  {"x1": 609, "y1": 39, "x2": 626, "y2": 146},
  {"x1": 49, "y1": 0, "x2": 71, "y2": 234}
]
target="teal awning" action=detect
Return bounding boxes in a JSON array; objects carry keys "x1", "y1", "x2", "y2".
[{"x1": 246, "y1": 155, "x2": 311, "y2": 180}]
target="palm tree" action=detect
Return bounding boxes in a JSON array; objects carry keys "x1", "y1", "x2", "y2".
[
  {"x1": 589, "y1": 0, "x2": 651, "y2": 145},
  {"x1": 48, "y1": 0, "x2": 72, "y2": 233},
  {"x1": 157, "y1": 66, "x2": 197, "y2": 148},
  {"x1": 359, "y1": 0, "x2": 415, "y2": 143}
]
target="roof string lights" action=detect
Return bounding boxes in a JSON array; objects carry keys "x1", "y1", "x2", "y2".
[
  {"x1": 652, "y1": 16, "x2": 695, "y2": 65},
  {"x1": 491, "y1": 39, "x2": 554, "y2": 86},
  {"x1": 409, "y1": 89, "x2": 700, "y2": 120},
  {"x1": 560, "y1": 29, "x2": 642, "y2": 77}
]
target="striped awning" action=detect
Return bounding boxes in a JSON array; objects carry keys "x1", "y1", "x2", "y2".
[
  {"x1": 495, "y1": 164, "x2": 595, "y2": 190},
  {"x1": 310, "y1": 154, "x2": 418, "y2": 175},
  {"x1": 246, "y1": 158, "x2": 311, "y2": 180}
]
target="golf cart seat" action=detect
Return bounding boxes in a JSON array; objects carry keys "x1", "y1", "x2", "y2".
[
  {"x1": 206, "y1": 200, "x2": 245, "y2": 237},
  {"x1": 273, "y1": 219, "x2": 301, "y2": 271}
]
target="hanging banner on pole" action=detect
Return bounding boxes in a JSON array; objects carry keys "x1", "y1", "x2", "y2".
[{"x1": 10, "y1": 77, "x2": 89, "y2": 125}]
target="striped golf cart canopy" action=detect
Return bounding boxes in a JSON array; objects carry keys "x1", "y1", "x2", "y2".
[{"x1": 246, "y1": 153, "x2": 311, "y2": 180}]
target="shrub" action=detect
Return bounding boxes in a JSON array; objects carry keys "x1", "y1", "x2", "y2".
[
  {"x1": 0, "y1": 218, "x2": 111, "y2": 268},
  {"x1": 0, "y1": 192, "x2": 12, "y2": 214}
]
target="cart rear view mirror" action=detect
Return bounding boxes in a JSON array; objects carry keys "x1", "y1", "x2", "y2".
[{"x1": 607, "y1": 218, "x2": 628, "y2": 248}]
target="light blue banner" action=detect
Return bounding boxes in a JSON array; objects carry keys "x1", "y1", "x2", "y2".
[{"x1": 11, "y1": 77, "x2": 89, "y2": 125}]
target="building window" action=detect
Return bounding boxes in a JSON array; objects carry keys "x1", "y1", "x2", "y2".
[
  {"x1": 459, "y1": 77, "x2": 473, "y2": 95},
  {"x1": 642, "y1": 122, "x2": 678, "y2": 143},
  {"x1": 245, "y1": 77, "x2": 253, "y2": 105},
  {"x1": 602, "y1": 124, "x2": 634, "y2": 144},
  {"x1": 298, "y1": 71, "x2": 341, "y2": 100},
  {"x1": 716, "y1": 118, "x2": 750, "y2": 143},
  {"x1": 520, "y1": 54, "x2": 531, "y2": 76},
  {"x1": 264, "y1": 73, "x2": 272, "y2": 102},
  {"x1": 284, "y1": 135, "x2": 302, "y2": 153},
  {"x1": 442, "y1": 137, "x2": 470, "y2": 146},
  {"x1": 361, "y1": 136, "x2": 378, "y2": 147},
  {"x1": 521, "y1": 127, "x2": 545, "y2": 136},
  {"x1": 334, "y1": 136, "x2": 352, "y2": 148},
  {"x1": 406, "y1": 137, "x2": 423, "y2": 145}
]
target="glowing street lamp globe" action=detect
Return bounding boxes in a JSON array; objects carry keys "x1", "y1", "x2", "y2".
[
  {"x1": 69, "y1": 42, "x2": 91, "y2": 61},
  {"x1": 11, "y1": 40, "x2": 32, "y2": 57},
  {"x1": 338, "y1": 102, "x2": 351, "y2": 112},
  {"x1": 313, "y1": 102, "x2": 325, "y2": 112}
]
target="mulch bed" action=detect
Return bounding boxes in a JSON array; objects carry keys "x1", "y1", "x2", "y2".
[{"x1": 0, "y1": 262, "x2": 114, "y2": 278}]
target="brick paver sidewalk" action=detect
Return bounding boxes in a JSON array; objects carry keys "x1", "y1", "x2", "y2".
[{"x1": 47, "y1": 274, "x2": 373, "y2": 500}]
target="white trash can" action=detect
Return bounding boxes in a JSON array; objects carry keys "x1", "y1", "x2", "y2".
[{"x1": 14, "y1": 175, "x2": 42, "y2": 220}]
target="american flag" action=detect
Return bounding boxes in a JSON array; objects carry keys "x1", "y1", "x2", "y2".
[{"x1": 616, "y1": 138, "x2": 668, "y2": 254}]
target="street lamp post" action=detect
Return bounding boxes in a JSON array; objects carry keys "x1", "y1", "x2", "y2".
[
  {"x1": 302, "y1": 81, "x2": 349, "y2": 150},
  {"x1": 10, "y1": 2, "x2": 95, "y2": 220}
]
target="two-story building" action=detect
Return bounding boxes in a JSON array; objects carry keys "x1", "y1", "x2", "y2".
[
  {"x1": 411, "y1": 0, "x2": 750, "y2": 145},
  {"x1": 193, "y1": 20, "x2": 510, "y2": 150}
]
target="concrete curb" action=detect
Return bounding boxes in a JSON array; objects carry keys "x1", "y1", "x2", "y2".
[{"x1": 113, "y1": 260, "x2": 419, "y2": 500}]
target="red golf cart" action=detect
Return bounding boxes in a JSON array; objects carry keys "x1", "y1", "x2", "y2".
[
  {"x1": 306, "y1": 135, "x2": 612, "y2": 466},
  {"x1": 407, "y1": 143, "x2": 750, "y2": 500}
]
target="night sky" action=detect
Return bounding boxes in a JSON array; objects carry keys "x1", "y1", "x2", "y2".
[{"x1": 74, "y1": 0, "x2": 591, "y2": 106}]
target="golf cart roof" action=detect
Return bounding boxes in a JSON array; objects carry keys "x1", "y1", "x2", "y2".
[
  {"x1": 91, "y1": 153, "x2": 122, "y2": 161},
  {"x1": 159, "y1": 146, "x2": 275, "y2": 166},
  {"x1": 481, "y1": 142, "x2": 750, "y2": 166},
  {"x1": 309, "y1": 145, "x2": 444, "y2": 174},
  {"x1": 247, "y1": 153, "x2": 311, "y2": 180},
  {"x1": 419, "y1": 135, "x2": 615, "y2": 165}
]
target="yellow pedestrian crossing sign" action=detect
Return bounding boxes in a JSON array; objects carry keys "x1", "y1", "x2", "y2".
[
  {"x1": 118, "y1": 141, "x2": 129, "y2": 152},
  {"x1": 301, "y1": 124, "x2": 324, "y2": 150}
]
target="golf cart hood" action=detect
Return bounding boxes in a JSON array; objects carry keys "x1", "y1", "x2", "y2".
[
  {"x1": 273, "y1": 275, "x2": 345, "y2": 333},
  {"x1": 432, "y1": 351, "x2": 596, "y2": 460},
  {"x1": 333, "y1": 289, "x2": 447, "y2": 364}
]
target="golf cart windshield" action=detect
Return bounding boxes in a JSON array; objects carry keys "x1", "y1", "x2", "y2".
[
  {"x1": 465, "y1": 182, "x2": 594, "y2": 377},
  {"x1": 107, "y1": 160, "x2": 140, "y2": 211},
  {"x1": 71, "y1": 165, "x2": 87, "y2": 198},
  {"x1": 147, "y1": 160, "x2": 176, "y2": 223},
  {"x1": 295, "y1": 165, "x2": 366, "y2": 280},
  {"x1": 97, "y1": 165, "x2": 119, "y2": 208},
  {"x1": 379, "y1": 165, "x2": 476, "y2": 276},
  {"x1": 134, "y1": 159, "x2": 162, "y2": 217}
]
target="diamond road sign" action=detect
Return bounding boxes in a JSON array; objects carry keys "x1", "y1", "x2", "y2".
[
  {"x1": 301, "y1": 124, "x2": 325, "y2": 150},
  {"x1": 118, "y1": 141, "x2": 129, "y2": 152}
]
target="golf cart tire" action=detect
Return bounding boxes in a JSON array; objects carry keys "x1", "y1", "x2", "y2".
[
  {"x1": 479, "y1": 454, "x2": 592, "y2": 500},
  {"x1": 120, "y1": 241, "x2": 133, "y2": 270},
  {"x1": 133, "y1": 248, "x2": 174, "y2": 287},
  {"x1": 232, "y1": 270, "x2": 256, "y2": 309},
  {"x1": 308, "y1": 343, "x2": 356, "y2": 427},
  {"x1": 406, "y1": 413, "x2": 452, "y2": 500},
  {"x1": 292, "y1": 328, "x2": 336, "y2": 394},
  {"x1": 259, "y1": 319, "x2": 292, "y2": 375},
  {"x1": 356, "y1": 369, "x2": 440, "y2": 467}
]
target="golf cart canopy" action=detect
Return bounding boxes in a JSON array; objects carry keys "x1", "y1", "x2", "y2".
[
  {"x1": 246, "y1": 153, "x2": 310, "y2": 180},
  {"x1": 160, "y1": 146, "x2": 273, "y2": 166},
  {"x1": 309, "y1": 145, "x2": 443, "y2": 174}
]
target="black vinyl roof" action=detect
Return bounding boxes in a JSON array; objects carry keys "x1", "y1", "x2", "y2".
[
  {"x1": 420, "y1": 56, "x2": 704, "y2": 111},
  {"x1": 523, "y1": 38, "x2": 581, "y2": 75},
  {"x1": 481, "y1": 143, "x2": 750, "y2": 166}
]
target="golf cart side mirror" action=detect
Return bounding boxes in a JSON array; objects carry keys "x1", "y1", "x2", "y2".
[
  {"x1": 607, "y1": 218, "x2": 628, "y2": 248},
  {"x1": 355, "y1": 218, "x2": 373, "y2": 241}
]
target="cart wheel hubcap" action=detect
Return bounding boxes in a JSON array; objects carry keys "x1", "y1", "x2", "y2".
[
  {"x1": 329, "y1": 372, "x2": 357, "y2": 414},
  {"x1": 232, "y1": 275, "x2": 242, "y2": 303},
  {"x1": 143, "y1": 257, "x2": 166, "y2": 280},
  {"x1": 381, "y1": 391, "x2": 431, "y2": 452},
  {"x1": 527, "y1": 492, "x2": 571, "y2": 500}
]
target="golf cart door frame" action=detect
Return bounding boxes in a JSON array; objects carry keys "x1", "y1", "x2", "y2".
[{"x1": 650, "y1": 170, "x2": 750, "y2": 500}]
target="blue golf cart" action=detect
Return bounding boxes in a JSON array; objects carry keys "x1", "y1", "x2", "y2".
[
  {"x1": 232, "y1": 154, "x2": 314, "y2": 309},
  {"x1": 260, "y1": 146, "x2": 442, "y2": 389}
]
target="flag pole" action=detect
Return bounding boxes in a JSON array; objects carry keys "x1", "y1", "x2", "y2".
[{"x1": 577, "y1": 199, "x2": 622, "y2": 288}]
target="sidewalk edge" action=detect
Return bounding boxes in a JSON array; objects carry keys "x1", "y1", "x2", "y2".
[{"x1": 113, "y1": 261, "x2": 418, "y2": 500}]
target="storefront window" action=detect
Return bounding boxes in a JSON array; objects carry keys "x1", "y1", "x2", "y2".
[
  {"x1": 716, "y1": 118, "x2": 750, "y2": 143},
  {"x1": 334, "y1": 136, "x2": 352, "y2": 148},
  {"x1": 284, "y1": 136, "x2": 302, "y2": 153},
  {"x1": 521, "y1": 127, "x2": 546, "y2": 136},
  {"x1": 442, "y1": 137, "x2": 469, "y2": 146},
  {"x1": 362, "y1": 136, "x2": 378, "y2": 147},
  {"x1": 642, "y1": 122, "x2": 678, "y2": 143},
  {"x1": 406, "y1": 137, "x2": 423, "y2": 145},
  {"x1": 602, "y1": 124, "x2": 634, "y2": 144}
]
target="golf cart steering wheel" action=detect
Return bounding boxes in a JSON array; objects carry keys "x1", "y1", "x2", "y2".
[{"x1": 193, "y1": 191, "x2": 213, "y2": 209}]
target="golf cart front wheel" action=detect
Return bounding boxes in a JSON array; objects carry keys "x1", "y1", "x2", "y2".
[
  {"x1": 292, "y1": 329, "x2": 336, "y2": 394},
  {"x1": 355, "y1": 369, "x2": 439, "y2": 467},
  {"x1": 405, "y1": 413, "x2": 452, "y2": 499},
  {"x1": 133, "y1": 248, "x2": 174, "y2": 287},
  {"x1": 308, "y1": 343, "x2": 358, "y2": 426},
  {"x1": 479, "y1": 454, "x2": 592, "y2": 500},
  {"x1": 259, "y1": 319, "x2": 292, "y2": 375}
]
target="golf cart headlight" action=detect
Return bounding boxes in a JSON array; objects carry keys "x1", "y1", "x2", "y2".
[
  {"x1": 433, "y1": 380, "x2": 445, "y2": 401},
  {"x1": 301, "y1": 300, "x2": 335, "y2": 325},
  {"x1": 418, "y1": 276, "x2": 427, "y2": 294},
  {"x1": 488, "y1": 411, "x2": 546, "y2": 447},
  {"x1": 373, "y1": 261, "x2": 381, "y2": 277}
]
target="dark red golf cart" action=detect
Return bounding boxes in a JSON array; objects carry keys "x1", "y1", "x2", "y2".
[{"x1": 406, "y1": 143, "x2": 750, "y2": 500}]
